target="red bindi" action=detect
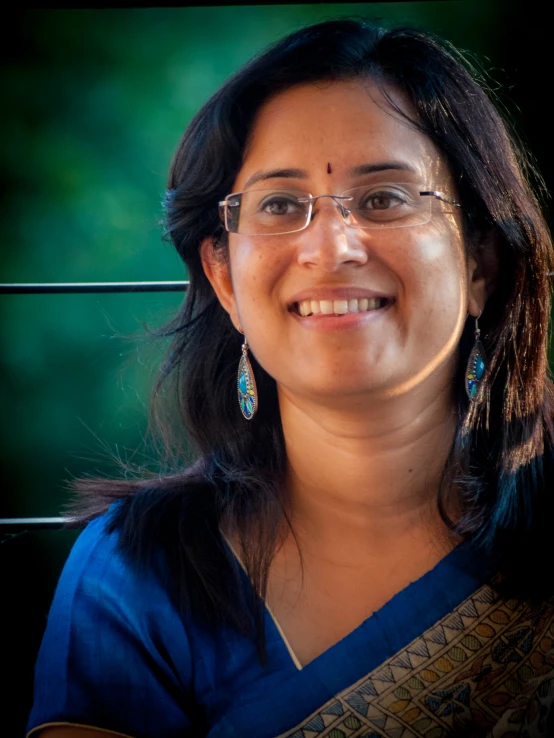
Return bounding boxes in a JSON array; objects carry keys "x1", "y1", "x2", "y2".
[{"x1": 327, "y1": 162, "x2": 332, "y2": 174}]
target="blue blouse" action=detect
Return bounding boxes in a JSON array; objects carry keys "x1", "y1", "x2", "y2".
[{"x1": 26, "y1": 505, "x2": 554, "y2": 737}]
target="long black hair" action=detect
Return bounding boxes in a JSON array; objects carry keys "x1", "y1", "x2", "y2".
[{"x1": 68, "y1": 18, "x2": 554, "y2": 662}]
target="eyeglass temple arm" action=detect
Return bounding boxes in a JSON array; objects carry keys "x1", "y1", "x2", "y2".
[{"x1": 420, "y1": 191, "x2": 461, "y2": 208}]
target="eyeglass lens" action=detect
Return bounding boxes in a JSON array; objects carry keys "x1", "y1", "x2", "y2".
[{"x1": 225, "y1": 183, "x2": 436, "y2": 235}]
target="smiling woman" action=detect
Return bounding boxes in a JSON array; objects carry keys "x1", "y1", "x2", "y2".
[{"x1": 27, "y1": 18, "x2": 554, "y2": 738}]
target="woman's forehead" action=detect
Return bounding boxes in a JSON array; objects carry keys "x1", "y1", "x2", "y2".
[{"x1": 236, "y1": 80, "x2": 450, "y2": 191}]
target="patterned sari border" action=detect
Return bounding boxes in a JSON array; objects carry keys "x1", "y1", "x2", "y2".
[{"x1": 276, "y1": 584, "x2": 554, "y2": 738}]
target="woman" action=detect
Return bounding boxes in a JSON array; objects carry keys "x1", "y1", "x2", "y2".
[{"x1": 27, "y1": 18, "x2": 554, "y2": 738}]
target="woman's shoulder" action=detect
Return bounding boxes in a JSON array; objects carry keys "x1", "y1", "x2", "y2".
[
  {"x1": 66, "y1": 491, "x2": 182, "y2": 583},
  {"x1": 27, "y1": 501, "x2": 206, "y2": 737},
  {"x1": 67, "y1": 502, "x2": 122, "y2": 556},
  {"x1": 45, "y1": 503, "x2": 180, "y2": 639},
  {"x1": 60, "y1": 502, "x2": 153, "y2": 594}
]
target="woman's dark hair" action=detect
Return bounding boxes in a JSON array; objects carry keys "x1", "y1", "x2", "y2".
[{"x1": 69, "y1": 18, "x2": 554, "y2": 662}]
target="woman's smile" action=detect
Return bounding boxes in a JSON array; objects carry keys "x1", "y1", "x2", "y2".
[
  {"x1": 288, "y1": 292, "x2": 396, "y2": 332},
  {"x1": 293, "y1": 297, "x2": 390, "y2": 316}
]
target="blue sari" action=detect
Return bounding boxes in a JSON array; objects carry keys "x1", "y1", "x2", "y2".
[{"x1": 27, "y1": 507, "x2": 554, "y2": 738}]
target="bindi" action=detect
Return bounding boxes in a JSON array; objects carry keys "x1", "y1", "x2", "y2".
[{"x1": 327, "y1": 162, "x2": 332, "y2": 174}]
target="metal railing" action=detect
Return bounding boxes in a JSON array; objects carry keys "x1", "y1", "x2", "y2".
[
  {"x1": 0, "y1": 517, "x2": 71, "y2": 543},
  {"x1": 1, "y1": 280, "x2": 189, "y2": 540},
  {"x1": 0, "y1": 281, "x2": 189, "y2": 294}
]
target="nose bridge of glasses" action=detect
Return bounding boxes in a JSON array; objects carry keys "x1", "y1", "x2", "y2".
[{"x1": 309, "y1": 193, "x2": 354, "y2": 223}]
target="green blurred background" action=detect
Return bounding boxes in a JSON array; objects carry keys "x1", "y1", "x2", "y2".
[{"x1": 2, "y1": 1, "x2": 551, "y2": 733}]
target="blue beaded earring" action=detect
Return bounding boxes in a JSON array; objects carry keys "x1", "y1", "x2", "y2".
[
  {"x1": 465, "y1": 312, "x2": 486, "y2": 402},
  {"x1": 237, "y1": 336, "x2": 258, "y2": 420}
]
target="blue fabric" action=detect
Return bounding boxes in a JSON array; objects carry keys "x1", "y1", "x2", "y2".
[{"x1": 27, "y1": 508, "x2": 490, "y2": 738}]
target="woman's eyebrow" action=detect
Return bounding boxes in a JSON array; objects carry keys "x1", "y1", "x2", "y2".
[
  {"x1": 350, "y1": 162, "x2": 419, "y2": 177},
  {"x1": 243, "y1": 168, "x2": 307, "y2": 189},
  {"x1": 242, "y1": 162, "x2": 418, "y2": 189}
]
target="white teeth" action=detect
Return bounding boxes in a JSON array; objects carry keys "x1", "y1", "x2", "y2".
[{"x1": 296, "y1": 297, "x2": 389, "y2": 316}]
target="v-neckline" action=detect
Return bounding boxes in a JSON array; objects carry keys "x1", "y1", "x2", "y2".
[{"x1": 221, "y1": 531, "x2": 484, "y2": 672}]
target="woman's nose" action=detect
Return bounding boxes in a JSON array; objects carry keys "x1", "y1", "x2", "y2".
[{"x1": 296, "y1": 200, "x2": 369, "y2": 271}]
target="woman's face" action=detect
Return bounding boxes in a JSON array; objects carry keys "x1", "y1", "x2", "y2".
[{"x1": 203, "y1": 79, "x2": 484, "y2": 407}]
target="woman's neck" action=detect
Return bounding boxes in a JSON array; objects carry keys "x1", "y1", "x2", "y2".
[{"x1": 278, "y1": 381, "x2": 459, "y2": 561}]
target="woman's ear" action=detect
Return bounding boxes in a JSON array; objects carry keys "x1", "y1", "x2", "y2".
[
  {"x1": 200, "y1": 237, "x2": 241, "y2": 329},
  {"x1": 467, "y1": 230, "x2": 499, "y2": 317}
]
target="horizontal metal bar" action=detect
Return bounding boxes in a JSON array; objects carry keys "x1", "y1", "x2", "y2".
[
  {"x1": 2, "y1": 275, "x2": 554, "y2": 295},
  {"x1": 0, "y1": 281, "x2": 189, "y2": 294},
  {"x1": 0, "y1": 517, "x2": 71, "y2": 531}
]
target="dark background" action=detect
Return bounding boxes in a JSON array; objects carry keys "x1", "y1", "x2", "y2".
[{"x1": 1, "y1": 2, "x2": 551, "y2": 734}]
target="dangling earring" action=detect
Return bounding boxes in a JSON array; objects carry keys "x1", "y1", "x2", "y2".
[
  {"x1": 465, "y1": 312, "x2": 486, "y2": 402},
  {"x1": 237, "y1": 335, "x2": 258, "y2": 420}
]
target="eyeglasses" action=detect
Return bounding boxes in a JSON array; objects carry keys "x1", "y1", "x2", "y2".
[{"x1": 218, "y1": 182, "x2": 461, "y2": 236}]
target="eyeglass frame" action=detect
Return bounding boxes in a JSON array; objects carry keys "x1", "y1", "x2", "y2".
[{"x1": 218, "y1": 186, "x2": 462, "y2": 236}]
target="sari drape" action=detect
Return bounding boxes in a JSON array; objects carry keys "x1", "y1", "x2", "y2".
[{"x1": 27, "y1": 509, "x2": 554, "y2": 738}]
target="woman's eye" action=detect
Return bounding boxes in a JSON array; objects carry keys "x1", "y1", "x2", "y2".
[
  {"x1": 363, "y1": 191, "x2": 405, "y2": 210},
  {"x1": 261, "y1": 197, "x2": 299, "y2": 215}
]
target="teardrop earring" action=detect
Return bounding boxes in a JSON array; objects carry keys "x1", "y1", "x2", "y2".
[
  {"x1": 465, "y1": 312, "x2": 487, "y2": 402},
  {"x1": 237, "y1": 336, "x2": 258, "y2": 420}
]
